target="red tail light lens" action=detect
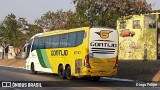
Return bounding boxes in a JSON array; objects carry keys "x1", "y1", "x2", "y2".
[{"x1": 84, "y1": 54, "x2": 91, "y2": 68}]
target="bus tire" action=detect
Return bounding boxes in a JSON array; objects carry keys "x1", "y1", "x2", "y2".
[
  {"x1": 31, "y1": 63, "x2": 37, "y2": 74},
  {"x1": 58, "y1": 65, "x2": 66, "y2": 79},
  {"x1": 66, "y1": 66, "x2": 73, "y2": 80},
  {"x1": 92, "y1": 77, "x2": 100, "y2": 81}
]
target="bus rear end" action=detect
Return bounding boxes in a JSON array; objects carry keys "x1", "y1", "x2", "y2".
[{"x1": 82, "y1": 27, "x2": 118, "y2": 79}]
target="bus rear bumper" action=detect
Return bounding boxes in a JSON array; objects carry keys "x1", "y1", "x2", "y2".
[{"x1": 81, "y1": 68, "x2": 117, "y2": 77}]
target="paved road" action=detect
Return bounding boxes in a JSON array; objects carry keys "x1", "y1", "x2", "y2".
[{"x1": 0, "y1": 66, "x2": 159, "y2": 90}]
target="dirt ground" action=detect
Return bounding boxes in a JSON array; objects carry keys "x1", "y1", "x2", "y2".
[
  {"x1": 0, "y1": 59, "x2": 25, "y2": 68},
  {"x1": 116, "y1": 60, "x2": 160, "y2": 82}
]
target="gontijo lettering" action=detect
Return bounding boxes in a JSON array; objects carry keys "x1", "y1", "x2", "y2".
[
  {"x1": 51, "y1": 50, "x2": 68, "y2": 56},
  {"x1": 90, "y1": 42, "x2": 117, "y2": 47}
]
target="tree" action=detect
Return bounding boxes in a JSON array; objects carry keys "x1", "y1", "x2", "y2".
[
  {"x1": 27, "y1": 24, "x2": 43, "y2": 37},
  {"x1": 72, "y1": 0, "x2": 152, "y2": 28},
  {"x1": 35, "y1": 10, "x2": 82, "y2": 30},
  {"x1": 17, "y1": 17, "x2": 28, "y2": 31},
  {"x1": 0, "y1": 13, "x2": 28, "y2": 47},
  {"x1": 0, "y1": 13, "x2": 19, "y2": 46}
]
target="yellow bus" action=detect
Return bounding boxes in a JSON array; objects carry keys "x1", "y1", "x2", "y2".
[{"x1": 25, "y1": 27, "x2": 119, "y2": 81}]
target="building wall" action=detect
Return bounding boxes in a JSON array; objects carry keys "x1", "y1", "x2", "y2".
[{"x1": 117, "y1": 14, "x2": 158, "y2": 60}]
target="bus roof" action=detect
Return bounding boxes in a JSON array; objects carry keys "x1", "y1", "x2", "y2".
[
  {"x1": 30, "y1": 33, "x2": 43, "y2": 39},
  {"x1": 43, "y1": 27, "x2": 90, "y2": 36},
  {"x1": 30, "y1": 26, "x2": 116, "y2": 38}
]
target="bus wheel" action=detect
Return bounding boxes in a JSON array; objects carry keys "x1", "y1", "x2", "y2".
[
  {"x1": 58, "y1": 65, "x2": 66, "y2": 79},
  {"x1": 31, "y1": 63, "x2": 37, "y2": 74},
  {"x1": 66, "y1": 66, "x2": 73, "y2": 80},
  {"x1": 92, "y1": 77, "x2": 100, "y2": 81}
]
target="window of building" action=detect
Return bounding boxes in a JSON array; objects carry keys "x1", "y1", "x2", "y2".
[
  {"x1": 133, "y1": 20, "x2": 141, "y2": 29},
  {"x1": 120, "y1": 21, "x2": 126, "y2": 29},
  {"x1": 144, "y1": 15, "x2": 156, "y2": 29}
]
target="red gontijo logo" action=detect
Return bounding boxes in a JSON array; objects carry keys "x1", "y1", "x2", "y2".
[{"x1": 95, "y1": 30, "x2": 113, "y2": 39}]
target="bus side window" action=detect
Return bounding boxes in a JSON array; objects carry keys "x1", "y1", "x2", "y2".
[
  {"x1": 26, "y1": 44, "x2": 31, "y2": 58},
  {"x1": 26, "y1": 39, "x2": 33, "y2": 57},
  {"x1": 76, "y1": 31, "x2": 85, "y2": 46},
  {"x1": 68, "y1": 32, "x2": 76, "y2": 47},
  {"x1": 60, "y1": 34, "x2": 68, "y2": 47},
  {"x1": 45, "y1": 36, "x2": 52, "y2": 48},
  {"x1": 32, "y1": 38, "x2": 38, "y2": 51},
  {"x1": 38, "y1": 37, "x2": 45, "y2": 49},
  {"x1": 52, "y1": 35, "x2": 60, "y2": 48}
]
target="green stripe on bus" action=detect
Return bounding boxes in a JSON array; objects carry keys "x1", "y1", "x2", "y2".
[
  {"x1": 36, "y1": 49, "x2": 47, "y2": 68},
  {"x1": 41, "y1": 49, "x2": 52, "y2": 68}
]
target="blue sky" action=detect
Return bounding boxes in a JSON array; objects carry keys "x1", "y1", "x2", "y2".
[
  {"x1": 0, "y1": 0, "x2": 159, "y2": 24},
  {"x1": 146, "y1": 0, "x2": 160, "y2": 10},
  {"x1": 0, "y1": 0, "x2": 75, "y2": 24}
]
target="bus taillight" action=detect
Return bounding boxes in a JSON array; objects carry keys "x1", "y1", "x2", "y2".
[
  {"x1": 113, "y1": 56, "x2": 118, "y2": 69},
  {"x1": 84, "y1": 54, "x2": 91, "y2": 68}
]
